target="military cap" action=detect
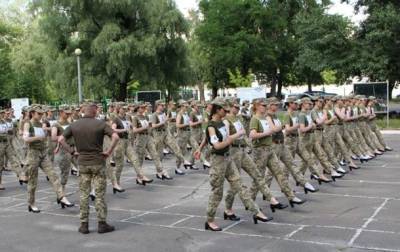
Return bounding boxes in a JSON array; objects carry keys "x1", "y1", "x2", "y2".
[
  {"x1": 211, "y1": 97, "x2": 227, "y2": 107},
  {"x1": 178, "y1": 99, "x2": 188, "y2": 106},
  {"x1": 136, "y1": 101, "x2": 145, "y2": 107},
  {"x1": 47, "y1": 106, "x2": 57, "y2": 112},
  {"x1": 267, "y1": 97, "x2": 281, "y2": 105},
  {"x1": 31, "y1": 105, "x2": 45, "y2": 113},
  {"x1": 300, "y1": 97, "x2": 313, "y2": 104},
  {"x1": 286, "y1": 97, "x2": 297, "y2": 103},
  {"x1": 59, "y1": 105, "x2": 72, "y2": 113},
  {"x1": 155, "y1": 100, "x2": 165, "y2": 106},
  {"x1": 368, "y1": 96, "x2": 376, "y2": 100},
  {"x1": 252, "y1": 98, "x2": 267, "y2": 105}
]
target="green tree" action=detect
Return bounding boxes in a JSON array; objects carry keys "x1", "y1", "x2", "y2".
[
  {"x1": 347, "y1": 0, "x2": 400, "y2": 98},
  {"x1": 31, "y1": 0, "x2": 188, "y2": 102}
]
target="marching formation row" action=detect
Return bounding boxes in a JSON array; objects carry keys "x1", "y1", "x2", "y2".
[{"x1": 0, "y1": 94, "x2": 392, "y2": 234}]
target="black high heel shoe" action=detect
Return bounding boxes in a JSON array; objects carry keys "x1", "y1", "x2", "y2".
[
  {"x1": 205, "y1": 222, "x2": 222, "y2": 231},
  {"x1": 304, "y1": 186, "x2": 318, "y2": 194},
  {"x1": 224, "y1": 212, "x2": 240, "y2": 221},
  {"x1": 143, "y1": 179, "x2": 153, "y2": 184},
  {"x1": 71, "y1": 169, "x2": 78, "y2": 176},
  {"x1": 57, "y1": 198, "x2": 74, "y2": 209},
  {"x1": 253, "y1": 215, "x2": 273, "y2": 224},
  {"x1": 136, "y1": 178, "x2": 146, "y2": 186},
  {"x1": 203, "y1": 164, "x2": 210, "y2": 169},
  {"x1": 289, "y1": 199, "x2": 306, "y2": 208},
  {"x1": 156, "y1": 174, "x2": 173, "y2": 180},
  {"x1": 89, "y1": 194, "x2": 96, "y2": 201},
  {"x1": 19, "y1": 180, "x2": 27, "y2": 185},
  {"x1": 183, "y1": 164, "x2": 192, "y2": 170},
  {"x1": 270, "y1": 202, "x2": 288, "y2": 213},
  {"x1": 28, "y1": 205, "x2": 40, "y2": 213},
  {"x1": 349, "y1": 165, "x2": 360, "y2": 171},
  {"x1": 113, "y1": 187, "x2": 125, "y2": 194}
]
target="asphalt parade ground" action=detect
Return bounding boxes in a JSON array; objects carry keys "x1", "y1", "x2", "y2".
[{"x1": 0, "y1": 134, "x2": 399, "y2": 252}]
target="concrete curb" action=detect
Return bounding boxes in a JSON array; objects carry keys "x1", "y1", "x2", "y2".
[{"x1": 382, "y1": 130, "x2": 400, "y2": 134}]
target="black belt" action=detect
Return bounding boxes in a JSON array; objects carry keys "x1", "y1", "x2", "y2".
[
  {"x1": 232, "y1": 144, "x2": 246, "y2": 148},
  {"x1": 180, "y1": 128, "x2": 190, "y2": 131},
  {"x1": 214, "y1": 152, "x2": 230, "y2": 157},
  {"x1": 315, "y1": 128, "x2": 323, "y2": 131},
  {"x1": 138, "y1": 133, "x2": 148, "y2": 135},
  {"x1": 170, "y1": 120, "x2": 176, "y2": 122},
  {"x1": 273, "y1": 140, "x2": 284, "y2": 144},
  {"x1": 0, "y1": 138, "x2": 8, "y2": 143},
  {"x1": 287, "y1": 134, "x2": 298, "y2": 138},
  {"x1": 155, "y1": 129, "x2": 165, "y2": 132},
  {"x1": 305, "y1": 130, "x2": 314, "y2": 134}
]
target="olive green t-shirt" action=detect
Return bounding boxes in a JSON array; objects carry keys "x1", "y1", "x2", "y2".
[
  {"x1": 113, "y1": 115, "x2": 129, "y2": 139},
  {"x1": 268, "y1": 113, "x2": 284, "y2": 142},
  {"x1": 249, "y1": 115, "x2": 272, "y2": 147},
  {"x1": 225, "y1": 114, "x2": 246, "y2": 146},
  {"x1": 206, "y1": 120, "x2": 229, "y2": 154},
  {"x1": 151, "y1": 112, "x2": 166, "y2": 130},
  {"x1": 311, "y1": 108, "x2": 324, "y2": 129},
  {"x1": 63, "y1": 117, "x2": 113, "y2": 166}
]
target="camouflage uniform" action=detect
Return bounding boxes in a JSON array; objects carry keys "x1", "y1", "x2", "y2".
[
  {"x1": 249, "y1": 114, "x2": 296, "y2": 201},
  {"x1": 132, "y1": 114, "x2": 164, "y2": 174},
  {"x1": 25, "y1": 119, "x2": 64, "y2": 206},
  {"x1": 267, "y1": 110, "x2": 307, "y2": 186},
  {"x1": 189, "y1": 107, "x2": 206, "y2": 164},
  {"x1": 206, "y1": 119, "x2": 259, "y2": 222},
  {"x1": 223, "y1": 113, "x2": 275, "y2": 210},
  {"x1": 79, "y1": 164, "x2": 108, "y2": 223}
]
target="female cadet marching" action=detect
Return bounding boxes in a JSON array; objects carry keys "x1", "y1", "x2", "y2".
[
  {"x1": 198, "y1": 98, "x2": 272, "y2": 232},
  {"x1": 249, "y1": 98, "x2": 305, "y2": 207},
  {"x1": 296, "y1": 97, "x2": 334, "y2": 184},
  {"x1": 333, "y1": 96, "x2": 363, "y2": 170},
  {"x1": 23, "y1": 105, "x2": 73, "y2": 213},
  {"x1": 222, "y1": 98, "x2": 288, "y2": 216},
  {"x1": 189, "y1": 101, "x2": 210, "y2": 169},
  {"x1": 51, "y1": 105, "x2": 76, "y2": 195},
  {"x1": 131, "y1": 102, "x2": 161, "y2": 185},
  {"x1": 366, "y1": 97, "x2": 392, "y2": 151},
  {"x1": 309, "y1": 96, "x2": 344, "y2": 179},
  {"x1": 150, "y1": 100, "x2": 182, "y2": 180},
  {"x1": 175, "y1": 100, "x2": 196, "y2": 174},
  {"x1": 265, "y1": 97, "x2": 318, "y2": 194},
  {"x1": 0, "y1": 109, "x2": 26, "y2": 189}
]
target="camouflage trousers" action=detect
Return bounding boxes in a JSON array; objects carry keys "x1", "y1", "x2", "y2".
[
  {"x1": 110, "y1": 138, "x2": 143, "y2": 184},
  {"x1": 343, "y1": 123, "x2": 363, "y2": 157},
  {"x1": 360, "y1": 121, "x2": 382, "y2": 151},
  {"x1": 298, "y1": 133, "x2": 324, "y2": 176},
  {"x1": 369, "y1": 121, "x2": 386, "y2": 149},
  {"x1": 207, "y1": 154, "x2": 259, "y2": 222},
  {"x1": 0, "y1": 140, "x2": 23, "y2": 179},
  {"x1": 268, "y1": 142, "x2": 307, "y2": 186},
  {"x1": 322, "y1": 126, "x2": 341, "y2": 168},
  {"x1": 153, "y1": 130, "x2": 185, "y2": 168},
  {"x1": 134, "y1": 134, "x2": 164, "y2": 174},
  {"x1": 26, "y1": 147, "x2": 63, "y2": 205},
  {"x1": 303, "y1": 130, "x2": 334, "y2": 174},
  {"x1": 190, "y1": 127, "x2": 206, "y2": 163},
  {"x1": 176, "y1": 129, "x2": 193, "y2": 165},
  {"x1": 225, "y1": 146, "x2": 274, "y2": 210},
  {"x1": 47, "y1": 137, "x2": 56, "y2": 163},
  {"x1": 353, "y1": 123, "x2": 374, "y2": 154},
  {"x1": 54, "y1": 148, "x2": 74, "y2": 186},
  {"x1": 334, "y1": 125, "x2": 353, "y2": 163},
  {"x1": 250, "y1": 145, "x2": 295, "y2": 201},
  {"x1": 286, "y1": 135, "x2": 322, "y2": 177},
  {"x1": 79, "y1": 163, "x2": 107, "y2": 223}
]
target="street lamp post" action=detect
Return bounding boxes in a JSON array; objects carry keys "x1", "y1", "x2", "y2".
[{"x1": 75, "y1": 48, "x2": 82, "y2": 103}]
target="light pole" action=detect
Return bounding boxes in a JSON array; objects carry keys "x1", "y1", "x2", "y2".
[{"x1": 75, "y1": 48, "x2": 83, "y2": 103}]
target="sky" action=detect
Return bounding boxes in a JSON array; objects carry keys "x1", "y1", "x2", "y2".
[{"x1": 175, "y1": 0, "x2": 367, "y2": 24}]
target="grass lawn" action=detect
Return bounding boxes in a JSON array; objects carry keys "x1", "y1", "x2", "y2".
[{"x1": 376, "y1": 118, "x2": 400, "y2": 129}]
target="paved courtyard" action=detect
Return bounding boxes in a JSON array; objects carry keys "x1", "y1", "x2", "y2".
[{"x1": 0, "y1": 134, "x2": 399, "y2": 252}]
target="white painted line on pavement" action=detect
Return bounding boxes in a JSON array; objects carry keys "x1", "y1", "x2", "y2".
[
  {"x1": 285, "y1": 225, "x2": 306, "y2": 239},
  {"x1": 347, "y1": 198, "x2": 390, "y2": 246}
]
